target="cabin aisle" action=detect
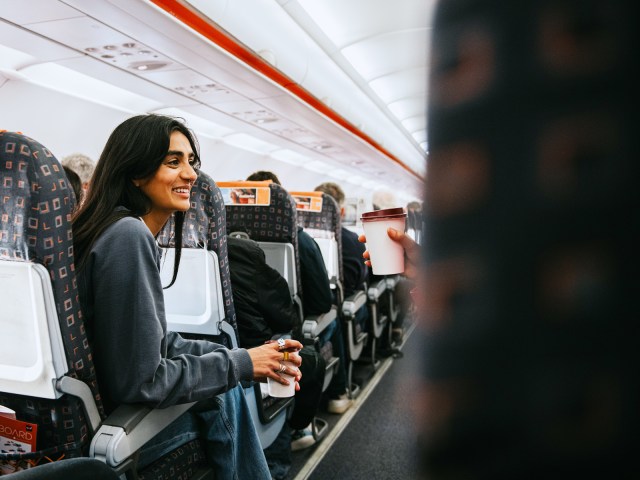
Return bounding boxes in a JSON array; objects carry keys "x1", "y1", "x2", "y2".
[{"x1": 297, "y1": 324, "x2": 423, "y2": 480}]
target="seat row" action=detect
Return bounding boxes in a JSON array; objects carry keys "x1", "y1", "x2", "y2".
[{"x1": 0, "y1": 131, "x2": 406, "y2": 478}]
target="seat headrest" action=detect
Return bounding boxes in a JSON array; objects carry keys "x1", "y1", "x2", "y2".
[{"x1": 0, "y1": 131, "x2": 75, "y2": 261}]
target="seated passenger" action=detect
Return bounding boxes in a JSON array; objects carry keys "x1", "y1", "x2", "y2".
[
  {"x1": 72, "y1": 114, "x2": 303, "y2": 479},
  {"x1": 62, "y1": 165, "x2": 83, "y2": 209},
  {"x1": 227, "y1": 235, "x2": 327, "y2": 471},
  {"x1": 314, "y1": 181, "x2": 369, "y2": 331},
  {"x1": 406, "y1": 200, "x2": 423, "y2": 244},
  {"x1": 227, "y1": 235, "x2": 300, "y2": 348},
  {"x1": 246, "y1": 171, "x2": 353, "y2": 414},
  {"x1": 61, "y1": 152, "x2": 95, "y2": 204}
]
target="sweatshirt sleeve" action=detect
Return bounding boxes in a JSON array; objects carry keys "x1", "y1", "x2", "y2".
[{"x1": 87, "y1": 218, "x2": 253, "y2": 409}]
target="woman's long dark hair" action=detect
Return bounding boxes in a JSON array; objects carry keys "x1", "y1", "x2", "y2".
[{"x1": 72, "y1": 114, "x2": 200, "y2": 287}]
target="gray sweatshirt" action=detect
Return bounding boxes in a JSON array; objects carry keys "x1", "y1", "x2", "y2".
[{"x1": 77, "y1": 215, "x2": 253, "y2": 412}]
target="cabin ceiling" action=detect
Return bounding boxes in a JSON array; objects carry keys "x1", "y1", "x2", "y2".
[{"x1": 0, "y1": 0, "x2": 431, "y2": 198}]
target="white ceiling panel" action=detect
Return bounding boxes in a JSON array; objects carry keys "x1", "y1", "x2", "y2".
[
  {"x1": 294, "y1": 0, "x2": 429, "y2": 47},
  {"x1": 402, "y1": 116, "x2": 427, "y2": 134},
  {"x1": 341, "y1": 29, "x2": 429, "y2": 81},
  {"x1": 369, "y1": 67, "x2": 429, "y2": 103},
  {"x1": 0, "y1": 20, "x2": 81, "y2": 66},
  {"x1": 412, "y1": 130, "x2": 427, "y2": 144},
  {"x1": 26, "y1": 16, "x2": 134, "y2": 51},
  {"x1": 0, "y1": 0, "x2": 82, "y2": 25},
  {"x1": 388, "y1": 95, "x2": 427, "y2": 119}
]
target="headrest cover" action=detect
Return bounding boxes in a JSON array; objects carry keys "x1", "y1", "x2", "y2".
[{"x1": 0, "y1": 131, "x2": 74, "y2": 261}]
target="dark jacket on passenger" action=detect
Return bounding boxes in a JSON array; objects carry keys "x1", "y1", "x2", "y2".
[
  {"x1": 227, "y1": 236, "x2": 326, "y2": 430},
  {"x1": 227, "y1": 235, "x2": 299, "y2": 347},
  {"x1": 297, "y1": 226, "x2": 333, "y2": 316},
  {"x1": 341, "y1": 226, "x2": 368, "y2": 297}
]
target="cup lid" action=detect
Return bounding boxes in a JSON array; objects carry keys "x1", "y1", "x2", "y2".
[{"x1": 361, "y1": 208, "x2": 406, "y2": 220}]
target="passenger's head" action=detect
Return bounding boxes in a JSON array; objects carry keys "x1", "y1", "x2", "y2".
[
  {"x1": 407, "y1": 201, "x2": 422, "y2": 213},
  {"x1": 372, "y1": 189, "x2": 398, "y2": 211},
  {"x1": 84, "y1": 114, "x2": 200, "y2": 220},
  {"x1": 61, "y1": 153, "x2": 95, "y2": 190},
  {"x1": 406, "y1": 201, "x2": 422, "y2": 231},
  {"x1": 73, "y1": 114, "x2": 200, "y2": 270},
  {"x1": 246, "y1": 170, "x2": 281, "y2": 185},
  {"x1": 315, "y1": 182, "x2": 345, "y2": 206},
  {"x1": 315, "y1": 181, "x2": 347, "y2": 218},
  {"x1": 63, "y1": 165, "x2": 83, "y2": 207}
]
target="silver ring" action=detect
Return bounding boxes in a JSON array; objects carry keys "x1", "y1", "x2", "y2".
[
  {"x1": 277, "y1": 338, "x2": 286, "y2": 350},
  {"x1": 278, "y1": 363, "x2": 286, "y2": 374}
]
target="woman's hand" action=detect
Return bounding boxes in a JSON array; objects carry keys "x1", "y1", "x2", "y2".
[
  {"x1": 247, "y1": 338, "x2": 303, "y2": 390},
  {"x1": 359, "y1": 228, "x2": 421, "y2": 280}
]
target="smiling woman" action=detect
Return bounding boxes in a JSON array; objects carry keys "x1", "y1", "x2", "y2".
[
  {"x1": 135, "y1": 131, "x2": 199, "y2": 236},
  {"x1": 69, "y1": 114, "x2": 303, "y2": 479},
  {"x1": 72, "y1": 115, "x2": 199, "y2": 286}
]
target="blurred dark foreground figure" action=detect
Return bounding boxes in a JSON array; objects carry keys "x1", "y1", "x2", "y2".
[{"x1": 419, "y1": 0, "x2": 638, "y2": 478}]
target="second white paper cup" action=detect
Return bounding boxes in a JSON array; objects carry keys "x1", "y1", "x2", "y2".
[
  {"x1": 361, "y1": 208, "x2": 407, "y2": 275},
  {"x1": 267, "y1": 361, "x2": 295, "y2": 398}
]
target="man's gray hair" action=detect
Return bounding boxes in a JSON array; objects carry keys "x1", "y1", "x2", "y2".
[{"x1": 61, "y1": 153, "x2": 95, "y2": 185}]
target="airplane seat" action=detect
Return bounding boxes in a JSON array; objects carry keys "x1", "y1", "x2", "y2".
[
  {"x1": 0, "y1": 130, "x2": 104, "y2": 471},
  {"x1": 3, "y1": 457, "x2": 119, "y2": 479},
  {"x1": 0, "y1": 131, "x2": 203, "y2": 479},
  {"x1": 157, "y1": 171, "x2": 238, "y2": 347},
  {"x1": 157, "y1": 173, "x2": 291, "y2": 450},
  {"x1": 291, "y1": 192, "x2": 380, "y2": 396},
  {"x1": 382, "y1": 274, "x2": 403, "y2": 347},
  {"x1": 221, "y1": 181, "x2": 339, "y2": 357},
  {"x1": 221, "y1": 181, "x2": 339, "y2": 439}
]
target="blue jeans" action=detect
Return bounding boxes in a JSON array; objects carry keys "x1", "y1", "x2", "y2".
[
  {"x1": 138, "y1": 385, "x2": 271, "y2": 480},
  {"x1": 263, "y1": 423, "x2": 292, "y2": 480},
  {"x1": 355, "y1": 304, "x2": 369, "y2": 332}
]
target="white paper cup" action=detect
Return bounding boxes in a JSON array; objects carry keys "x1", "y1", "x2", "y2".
[
  {"x1": 267, "y1": 361, "x2": 295, "y2": 398},
  {"x1": 361, "y1": 208, "x2": 407, "y2": 275}
]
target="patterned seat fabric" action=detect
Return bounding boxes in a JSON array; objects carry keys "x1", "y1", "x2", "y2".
[
  {"x1": 157, "y1": 171, "x2": 238, "y2": 341},
  {"x1": 225, "y1": 182, "x2": 302, "y2": 295},
  {"x1": 137, "y1": 439, "x2": 207, "y2": 480},
  {"x1": 0, "y1": 131, "x2": 105, "y2": 469}
]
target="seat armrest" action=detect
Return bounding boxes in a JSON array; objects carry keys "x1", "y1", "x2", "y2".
[
  {"x1": 302, "y1": 306, "x2": 337, "y2": 340},
  {"x1": 56, "y1": 376, "x2": 103, "y2": 433},
  {"x1": 342, "y1": 291, "x2": 367, "y2": 317},
  {"x1": 90, "y1": 402, "x2": 195, "y2": 468},
  {"x1": 367, "y1": 279, "x2": 387, "y2": 301},
  {"x1": 385, "y1": 275, "x2": 400, "y2": 289}
]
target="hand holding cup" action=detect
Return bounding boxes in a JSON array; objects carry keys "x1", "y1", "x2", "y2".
[
  {"x1": 359, "y1": 227, "x2": 420, "y2": 280},
  {"x1": 248, "y1": 338, "x2": 302, "y2": 397}
]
